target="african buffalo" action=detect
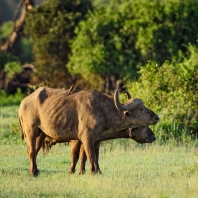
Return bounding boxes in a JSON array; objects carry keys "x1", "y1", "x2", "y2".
[
  {"x1": 42, "y1": 126, "x2": 155, "y2": 174},
  {"x1": 18, "y1": 87, "x2": 159, "y2": 176}
]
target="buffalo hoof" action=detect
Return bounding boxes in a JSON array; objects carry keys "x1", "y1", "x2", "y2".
[
  {"x1": 89, "y1": 171, "x2": 98, "y2": 175},
  {"x1": 89, "y1": 170, "x2": 102, "y2": 175},
  {"x1": 79, "y1": 170, "x2": 85, "y2": 175},
  {"x1": 97, "y1": 170, "x2": 102, "y2": 174},
  {"x1": 29, "y1": 169, "x2": 40, "y2": 177},
  {"x1": 68, "y1": 170, "x2": 75, "y2": 174}
]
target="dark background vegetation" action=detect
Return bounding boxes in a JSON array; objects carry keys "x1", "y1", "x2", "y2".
[{"x1": 0, "y1": 0, "x2": 197, "y2": 144}]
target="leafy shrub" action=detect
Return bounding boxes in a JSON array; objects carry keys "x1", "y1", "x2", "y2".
[
  {"x1": 0, "y1": 89, "x2": 24, "y2": 106},
  {"x1": 127, "y1": 45, "x2": 198, "y2": 142},
  {"x1": 0, "y1": 21, "x2": 12, "y2": 41},
  {"x1": 0, "y1": 51, "x2": 19, "y2": 70},
  {"x1": 4, "y1": 61, "x2": 22, "y2": 79}
]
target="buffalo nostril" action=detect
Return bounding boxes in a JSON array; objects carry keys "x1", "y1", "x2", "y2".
[
  {"x1": 153, "y1": 136, "x2": 156, "y2": 141},
  {"x1": 155, "y1": 115, "x2": 160, "y2": 121}
]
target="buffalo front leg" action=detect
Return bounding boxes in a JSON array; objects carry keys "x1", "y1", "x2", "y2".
[
  {"x1": 68, "y1": 140, "x2": 81, "y2": 173},
  {"x1": 94, "y1": 142, "x2": 102, "y2": 174},
  {"x1": 79, "y1": 143, "x2": 87, "y2": 174},
  {"x1": 78, "y1": 142, "x2": 102, "y2": 174},
  {"x1": 80, "y1": 136, "x2": 96, "y2": 174}
]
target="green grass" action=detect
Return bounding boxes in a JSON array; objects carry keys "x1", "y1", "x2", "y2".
[
  {"x1": 0, "y1": 105, "x2": 198, "y2": 197},
  {"x1": 0, "y1": 105, "x2": 22, "y2": 145},
  {"x1": 0, "y1": 144, "x2": 198, "y2": 198}
]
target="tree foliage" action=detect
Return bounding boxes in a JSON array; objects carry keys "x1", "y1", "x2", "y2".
[
  {"x1": 25, "y1": 0, "x2": 92, "y2": 87},
  {"x1": 68, "y1": 0, "x2": 198, "y2": 90},
  {"x1": 0, "y1": 51, "x2": 19, "y2": 70}
]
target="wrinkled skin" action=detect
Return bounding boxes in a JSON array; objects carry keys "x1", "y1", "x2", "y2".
[
  {"x1": 18, "y1": 87, "x2": 159, "y2": 176},
  {"x1": 41, "y1": 126, "x2": 156, "y2": 174}
]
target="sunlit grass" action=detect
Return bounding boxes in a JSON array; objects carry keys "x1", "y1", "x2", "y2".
[
  {"x1": 0, "y1": 143, "x2": 198, "y2": 198},
  {"x1": 0, "y1": 105, "x2": 22, "y2": 145}
]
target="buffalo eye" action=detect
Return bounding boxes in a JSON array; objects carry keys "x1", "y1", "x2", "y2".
[
  {"x1": 139, "y1": 107, "x2": 143, "y2": 111},
  {"x1": 125, "y1": 112, "x2": 130, "y2": 117}
]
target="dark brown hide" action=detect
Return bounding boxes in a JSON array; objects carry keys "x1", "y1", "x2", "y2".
[{"x1": 18, "y1": 87, "x2": 159, "y2": 176}]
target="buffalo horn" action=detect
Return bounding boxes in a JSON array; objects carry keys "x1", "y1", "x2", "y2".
[
  {"x1": 114, "y1": 89, "x2": 128, "y2": 111},
  {"x1": 122, "y1": 90, "x2": 131, "y2": 99},
  {"x1": 114, "y1": 89, "x2": 143, "y2": 111}
]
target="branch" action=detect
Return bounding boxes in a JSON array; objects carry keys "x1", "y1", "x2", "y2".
[
  {"x1": 12, "y1": 0, "x2": 24, "y2": 22},
  {"x1": 1, "y1": 0, "x2": 34, "y2": 53}
]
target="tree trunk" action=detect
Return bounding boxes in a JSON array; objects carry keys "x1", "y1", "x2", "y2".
[{"x1": 1, "y1": 0, "x2": 34, "y2": 53}]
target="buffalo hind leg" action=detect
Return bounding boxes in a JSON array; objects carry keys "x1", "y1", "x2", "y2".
[{"x1": 25, "y1": 127, "x2": 40, "y2": 176}]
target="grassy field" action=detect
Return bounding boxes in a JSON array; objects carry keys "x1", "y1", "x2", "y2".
[{"x1": 0, "y1": 105, "x2": 198, "y2": 198}]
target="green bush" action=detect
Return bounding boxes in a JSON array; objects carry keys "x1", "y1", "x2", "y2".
[
  {"x1": 4, "y1": 61, "x2": 22, "y2": 79},
  {"x1": 0, "y1": 89, "x2": 25, "y2": 106},
  {"x1": 0, "y1": 21, "x2": 12, "y2": 41},
  {"x1": 127, "y1": 45, "x2": 198, "y2": 142},
  {"x1": 0, "y1": 51, "x2": 19, "y2": 70}
]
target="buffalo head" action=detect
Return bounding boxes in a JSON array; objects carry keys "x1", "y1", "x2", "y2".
[
  {"x1": 129, "y1": 126, "x2": 156, "y2": 143},
  {"x1": 114, "y1": 90, "x2": 160, "y2": 126}
]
